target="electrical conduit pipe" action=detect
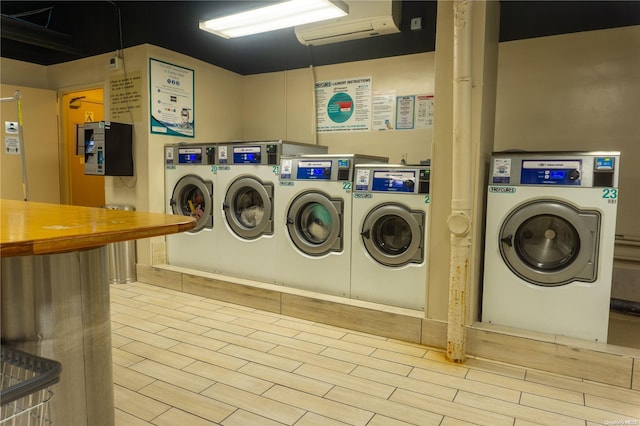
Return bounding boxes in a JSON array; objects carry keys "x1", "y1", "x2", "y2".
[{"x1": 447, "y1": 0, "x2": 473, "y2": 363}]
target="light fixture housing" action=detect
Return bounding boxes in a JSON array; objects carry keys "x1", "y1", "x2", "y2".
[{"x1": 199, "y1": 0, "x2": 348, "y2": 39}]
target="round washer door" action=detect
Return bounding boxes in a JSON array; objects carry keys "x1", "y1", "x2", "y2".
[
  {"x1": 286, "y1": 191, "x2": 343, "y2": 256},
  {"x1": 499, "y1": 199, "x2": 600, "y2": 286},
  {"x1": 361, "y1": 203, "x2": 424, "y2": 267},
  {"x1": 170, "y1": 174, "x2": 214, "y2": 233},
  {"x1": 223, "y1": 176, "x2": 273, "y2": 239}
]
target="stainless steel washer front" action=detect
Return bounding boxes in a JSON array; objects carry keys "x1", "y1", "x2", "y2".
[
  {"x1": 499, "y1": 199, "x2": 600, "y2": 286},
  {"x1": 286, "y1": 191, "x2": 343, "y2": 256},
  {"x1": 361, "y1": 203, "x2": 424, "y2": 267},
  {"x1": 223, "y1": 176, "x2": 273, "y2": 239}
]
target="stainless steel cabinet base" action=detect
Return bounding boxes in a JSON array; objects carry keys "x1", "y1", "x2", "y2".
[{"x1": 1, "y1": 246, "x2": 114, "y2": 426}]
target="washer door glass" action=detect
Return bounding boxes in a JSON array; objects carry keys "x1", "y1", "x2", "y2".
[
  {"x1": 170, "y1": 175, "x2": 213, "y2": 233},
  {"x1": 361, "y1": 203, "x2": 424, "y2": 267},
  {"x1": 287, "y1": 191, "x2": 342, "y2": 256},
  {"x1": 499, "y1": 200, "x2": 600, "y2": 286},
  {"x1": 515, "y1": 214, "x2": 580, "y2": 271},
  {"x1": 223, "y1": 177, "x2": 273, "y2": 239}
]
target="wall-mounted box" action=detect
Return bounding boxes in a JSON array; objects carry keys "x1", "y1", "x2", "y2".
[{"x1": 84, "y1": 121, "x2": 133, "y2": 176}]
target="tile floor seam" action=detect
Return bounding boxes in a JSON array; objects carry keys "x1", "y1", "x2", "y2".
[
  {"x1": 325, "y1": 385, "x2": 442, "y2": 425},
  {"x1": 111, "y1": 283, "x2": 638, "y2": 426},
  {"x1": 525, "y1": 372, "x2": 640, "y2": 404},
  {"x1": 391, "y1": 387, "x2": 516, "y2": 426},
  {"x1": 464, "y1": 369, "x2": 584, "y2": 404},
  {"x1": 519, "y1": 391, "x2": 634, "y2": 424}
]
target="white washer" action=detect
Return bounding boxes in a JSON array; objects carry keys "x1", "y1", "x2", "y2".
[
  {"x1": 164, "y1": 143, "x2": 218, "y2": 273},
  {"x1": 482, "y1": 151, "x2": 620, "y2": 342},
  {"x1": 350, "y1": 165, "x2": 431, "y2": 310},
  {"x1": 215, "y1": 140, "x2": 327, "y2": 283},
  {"x1": 276, "y1": 154, "x2": 388, "y2": 297}
]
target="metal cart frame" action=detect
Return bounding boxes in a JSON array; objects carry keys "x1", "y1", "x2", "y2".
[{"x1": 1, "y1": 346, "x2": 62, "y2": 425}]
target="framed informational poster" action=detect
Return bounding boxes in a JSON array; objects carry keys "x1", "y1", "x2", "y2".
[
  {"x1": 315, "y1": 77, "x2": 371, "y2": 133},
  {"x1": 150, "y1": 58, "x2": 194, "y2": 137}
]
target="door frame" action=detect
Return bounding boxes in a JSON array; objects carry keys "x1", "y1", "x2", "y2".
[{"x1": 58, "y1": 85, "x2": 106, "y2": 206}]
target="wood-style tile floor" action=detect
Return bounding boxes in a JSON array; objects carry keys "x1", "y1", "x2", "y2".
[{"x1": 111, "y1": 283, "x2": 640, "y2": 426}]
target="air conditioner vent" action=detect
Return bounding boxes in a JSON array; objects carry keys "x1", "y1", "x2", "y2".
[
  {"x1": 295, "y1": 0, "x2": 401, "y2": 46},
  {"x1": 301, "y1": 21, "x2": 376, "y2": 43}
]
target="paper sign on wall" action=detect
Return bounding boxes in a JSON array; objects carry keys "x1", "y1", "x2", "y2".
[
  {"x1": 110, "y1": 71, "x2": 143, "y2": 122},
  {"x1": 5, "y1": 136, "x2": 20, "y2": 154},
  {"x1": 372, "y1": 90, "x2": 396, "y2": 131},
  {"x1": 415, "y1": 94, "x2": 434, "y2": 128},
  {"x1": 396, "y1": 95, "x2": 415, "y2": 130}
]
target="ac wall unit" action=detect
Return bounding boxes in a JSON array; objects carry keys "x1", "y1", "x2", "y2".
[{"x1": 295, "y1": 0, "x2": 401, "y2": 46}]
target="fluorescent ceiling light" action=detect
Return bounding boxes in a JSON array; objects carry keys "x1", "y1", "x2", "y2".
[{"x1": 199, "y1": 0, "x2": 348, "y2": 39}]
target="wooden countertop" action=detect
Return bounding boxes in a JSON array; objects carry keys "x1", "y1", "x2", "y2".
[{"x1": 1, "y1": 199, "x2": 196, "y2": 257}]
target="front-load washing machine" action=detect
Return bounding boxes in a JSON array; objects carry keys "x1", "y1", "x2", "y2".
[
  {"x1": 215, "y1": 140, "x2": 327, "y2": 283},
  {"x1": 482, "y1": 151, "x2": 620, "y2": 342},
  {"x1": 276, "y1": 154, "x2": 388, "y2": 297},
  {"x1": 165, "y1": 143, "x2": 217, "y2": 272},
  {"x1": 350, "y1": 165, "x2": 431, "y2": 310}
]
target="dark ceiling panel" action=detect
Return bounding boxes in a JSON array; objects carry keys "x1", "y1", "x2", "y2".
[
  {"x1": 499, "y1": 1, "x2": 640, "y2": 42},
  {"x1": 1, "y1": 1, "x2": 638, "y2": 75}
]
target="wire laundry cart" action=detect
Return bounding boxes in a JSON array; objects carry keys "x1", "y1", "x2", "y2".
[{"x1": 1, "y1": 346, "x2": 61, "y2": 425}]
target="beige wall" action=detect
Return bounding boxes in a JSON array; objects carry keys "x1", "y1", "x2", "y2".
[
  {"x1": 0, "y1": 84, "x2": 60, "y2": 203},
  {"x1": 494, "y1": 26, "x2": 640, "y2": 240},
  {"x1": 243, "y1": 53, "x2": 435, "y2": 164},
  {"x1": 0, "y1": 58, "x2": 49, "y2": 89},
  {"x1": 3, "y1": 45, "x2": 244, "y2": 265}
]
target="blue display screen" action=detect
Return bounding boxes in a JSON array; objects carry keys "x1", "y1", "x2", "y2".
[
  {"x1": 549, "y1": 170, "x2": 565, "y2": 180},
  {"x1": 371, "y1": 171, "x2": 416, "y2": 192},
  {"x1": 233, "y1": 147, "x2": 261, "y2": 164},
  {"x1": 234, "y1": 153, "x2": 258, "y2": 163},
  {"x1": 297, "y1": 167, "x2": 331, "y2": 180},
  {"x1": 595, "y1": 157, "x2": 614, "y2": 170},
  {"x1": 178, "y1": 151, "x2": 202, "y2": 164}
]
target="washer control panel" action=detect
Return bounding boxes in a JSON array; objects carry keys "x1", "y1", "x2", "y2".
[
  {"x1": 280, "y1": 155, "x2": 388, "y2": 182},
  {"x1": 165, "y1": 144, "x2": 216, "y2": 166},
  {"x1": 520, "y1": 160, "x2": 582, "y2": 185},
  {"x1": 354, "y1": 167, "x2": 430, "y2": 194},
  {"x1": 489, "y1": 152, "x2": 620, "y2": 188}
]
